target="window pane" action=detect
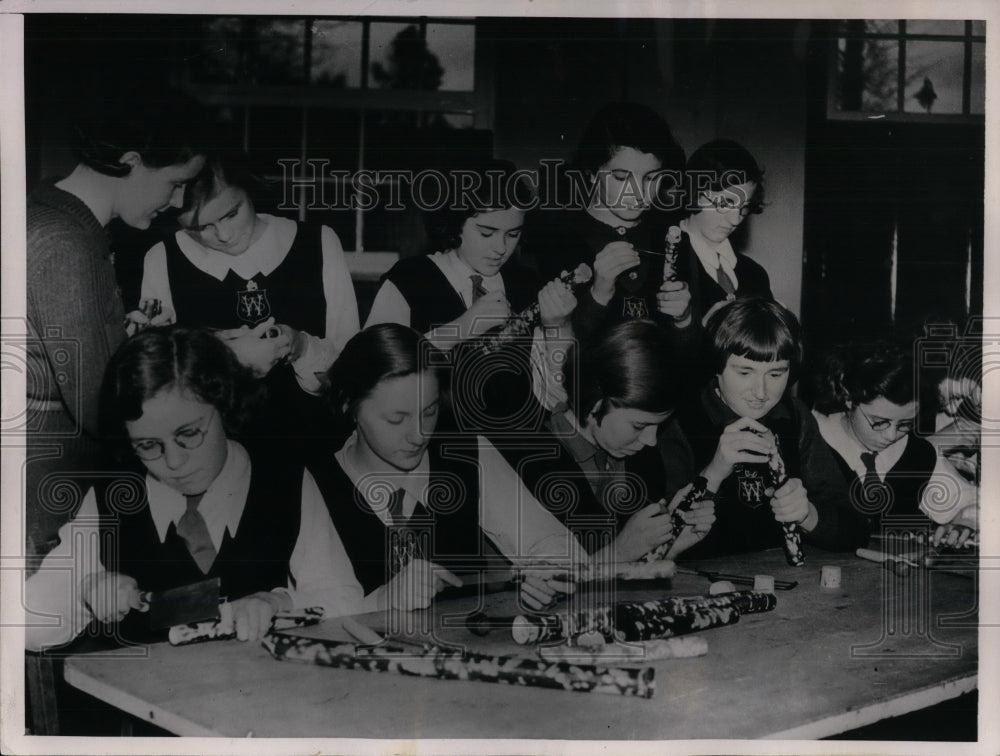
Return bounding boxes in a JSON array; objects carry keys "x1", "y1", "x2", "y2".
[
  {"x1": 836, "y1": 37, "x2": 898, "y2": 111},
  {"x1": 903, "y1": 41, "x2": 964, "y2": 114},
  {"x1": 305, "y1": 108, "x2": 362, "y2": 173},
  {"x1": 905, "y1": 20, "x2": 965, "y2": 36},
  {"x1": 971, "y1": 20, "x2": 985, "y2": 36},
  {"x1": 246, "y1": 106, "x2": 303, "y2": 170},
  {"x1": 252, "y1": 19, "x2": 305, "y2": 84},
  {"x1": 441, "y1": 112, "x2": 475, "y2": 129},
  {"x1": 970, "y1": 42, "x2": 985, "y2": 114},
  {"x1": 425, "y1": 23, "x2": 475, "y2": 91},
  {"x1": 836, "y1": 20, "x2": 899, "y2": 35},
  {"x1": 370, "y1": 22, "x2": 444, "y2": 90},
  {"x1": 189, "y1": 17, "x2": 245, "y2": 83},
  {"x1": 364, "y1": 110, "x2": 491, "y2": 171},
  {"x1": 311, "y1": 19, "x2": 362, "y2": 87}
]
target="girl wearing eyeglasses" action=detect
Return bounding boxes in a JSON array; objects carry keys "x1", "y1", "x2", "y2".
[
  {"x1": 811, "y1": 340, "x2": 977, "y2": 539},
  {"x1": 674, "y1": 140, "x2": 772, "y2": 327},
  {"x1": 25, "y1": 326, "x2": 365, "y2": 652}
]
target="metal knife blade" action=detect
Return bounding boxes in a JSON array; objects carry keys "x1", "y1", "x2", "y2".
[{"x1": 144, "y1": 577, "x2": 222, "y2": 629}]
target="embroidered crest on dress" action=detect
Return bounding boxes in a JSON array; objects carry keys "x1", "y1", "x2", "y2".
[
  {"x1": 734, "y1": 464, "x2": 767, "y2": 508},
  {"x1": 236, "y1": 278, "x2": 272, "y2": 325},
  {"x1": 623, "y1": 296, "x2": 649, "y2": 320}
]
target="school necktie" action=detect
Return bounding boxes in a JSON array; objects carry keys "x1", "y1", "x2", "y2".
[
  {"x1": 470, "y1": 274, "x2": 488, "y2": 303},
  {"x1": 859, "y1": 451, "x2": 886, "y2": 500},
  {"x1": 176, "y1": 493, "x2": 217, "y2": 574},
  {"x1": 715, "y1": 256, "x2": 736, "y2": 297},
  {"x1": 386, "y1": 486, "x2": 407, "y2": 526}
]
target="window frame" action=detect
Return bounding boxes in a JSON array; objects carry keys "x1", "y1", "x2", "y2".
[
  {"x1": 170, "y1": 16, "x2": 494, "y2": 252},
  {"x1": 826, "y1": 19, "x2": 985, "y2": 123}
]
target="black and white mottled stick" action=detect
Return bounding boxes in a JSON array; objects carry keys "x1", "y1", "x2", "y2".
[
  {"x1": 640, "y1": 476, "x2": 709, "y2": 562},
  {"x1": 167, "y1": 606, "x2": 325, "y2": 646},
  {"x1": 766, "y1": 436, "x2": 805, "y2": 566},
  {"x1": 262, "y1": 631, "x2": 655, "y2": 698},
  {"x1": 512, "y1": 591, "x2": 776, "y2": 645}
]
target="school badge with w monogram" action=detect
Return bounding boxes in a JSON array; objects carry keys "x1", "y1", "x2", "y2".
[{"x1": 236, "y1": 279, "x2": 272, "y2": 325}]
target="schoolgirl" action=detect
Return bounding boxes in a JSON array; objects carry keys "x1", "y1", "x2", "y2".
[
  {"x1": 25, "y1": 327, "x2": 364, "y2": 651},
  {"x1": 310, "y1": 324, "x2": 587, "y2": 611},
  {"x1": 812, "y1": 340, "x2": 977, "y2": 533},
  {"x1": 658, "y1": 298, "x2": 869, "y2": 559}
]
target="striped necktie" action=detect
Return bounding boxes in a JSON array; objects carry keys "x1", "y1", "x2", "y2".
[
  {"x1": 176, "y1": 493, "x2": 217, "y2": 574},
  {"x1": 470, "y1": 275, "x2": 488, "y2": 303},
  {"x1": 716, "y1": 256, "x2": 736, "y2": 297}
]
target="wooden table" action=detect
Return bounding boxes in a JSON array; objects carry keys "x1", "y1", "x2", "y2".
[{"x1": 63, "y1": 549, "x2": 978, "y2": 740}]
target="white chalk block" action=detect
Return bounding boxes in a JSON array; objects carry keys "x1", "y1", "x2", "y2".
[
  {"x1": 753, "y1": 574, "x2": 775, "y2": 593},
  {"x1": 709, "y1": 580, "x2": 737, "y2": 595},
  {"x1": 820, "y1": 565, "x2": 842, "y2": 589}
]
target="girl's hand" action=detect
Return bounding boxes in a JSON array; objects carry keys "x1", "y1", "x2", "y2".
[
  {"x1": 518, "y1": 569, "x2": 576, "y2": 610},
  {"x1": 656, "y1": 280, "x2": 692, "y2": 325},
  {"x1": 591, "y1": 242, "x2": 640, "y2": 305},
  {"x1": 230, "y1": 591, "x2": 291, "y2": 642},
  {"x1": 124, "y1": 299, "x2": 175, "y2": 336},
  {"x1": 273, "y1": 324, "x2": 308, "y2": 363},
  {"x1": 703, "y1": 418, "x2": 773, "y2": 488},
  {"x1": 217, "y1": 318, "x2": 291, "y2": 377},
  {"x1": 768, "y1": 477, "x2": 813, "y2": 527},
  {"x1": 663, "y1": 496, "x2": 716, "y2": 559},
  {"x1": 612, "y1": 501, "x2": 675, "y2": 563},
  {"x1": 386, "y1": 559, "x2": 463, "y2": 611},
  {"x1": 81, "y1": 572, "x2": 145, "y2": 624},
  {"x1": 538, "y1": 276, "x2": 577, "y2": 328},
  {"x1": 460, "y1": 291, "x2": 510, "y2": 338},
  {"x1": 932, "y1": 522, "x2": 976, "y2": 549}
]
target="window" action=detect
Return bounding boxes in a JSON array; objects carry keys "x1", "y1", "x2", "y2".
[
  {"x1": 175, "y1": 17, "x2": 493, "y2": 252},
  {"x1": 829, "y1": 20, "x2": 985, "y2": 120}
]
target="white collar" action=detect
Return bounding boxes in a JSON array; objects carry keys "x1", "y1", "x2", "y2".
[
  {"x1": 333, "y1": 431, "x2": 431, "y2": 523},
  {"x1": 146, "y1": 440, "x2": 251, "y2": 549},
  {"x1": 429, "y1": 250, "x2": 505, "y2": 307},
  {"x1": 173, "y1": 214, "x2": 298, "y2": 282},
  {"x1": 812, "y1": 410, "x2": 908, "y2": 479},
  {"x1": 680, "y1": 219, "x2": 738, "y2": 276}
]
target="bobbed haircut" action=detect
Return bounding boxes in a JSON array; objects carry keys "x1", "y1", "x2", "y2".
[
  {"x1": 70, "y1": 87, "x2": 206, "y2": 178},
  {"x1": 324, "y1": 324, "x2": 444, "y2": 423},
  {"x1": 564, "y1": 320, "x2": 678, "y2": 425},
  {"x1": 684, "y1": 139, "x2": 765, "y2": 216},
  {"x1": 99, "y1": 326, "x2": 255, "y2": 458},
  {"x1": 423, "y1": 159, "x2": 535, "y2": 253},
  {"x1": 705, "y1": 298, "x2": 802, "y2": 378},
  {"x1": 570, "y1": 102, "x2": 685, "y2": 176},
  {"x1": 180, "y1": 145, "x2": 271, "y2": 229},
  {"x1": 813, "y1": 340, "x2": 916, "y2": 414}
]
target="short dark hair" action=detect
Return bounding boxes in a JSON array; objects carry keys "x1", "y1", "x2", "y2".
[
  {"x1": 684, "y1": 139, "x2": 765, "y2": 216},
  {"x1": 564, "y1": 320, "x2": 678, "y2": 424},
  {"x1": 570, "y1": 102, "x2": 685, "y2": 177},
  {"x1": 100, "y1": 326, "x2": 255, "y2": 458},
  {"x1": 423, "y1": 159, "x2": 535, "y2": 253},
  {"x1": 324, "y1": 324, "x2": 444, "y2": 423},
  {"x1": 70, "y1": 87, "x2": 206, "y2": 178},
  {"x1": 813, "y1": 340, "x2": 916, "y2": 414},
  {"x1": 705, "y1": 298, "x2": 802, "y2": 378}
]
